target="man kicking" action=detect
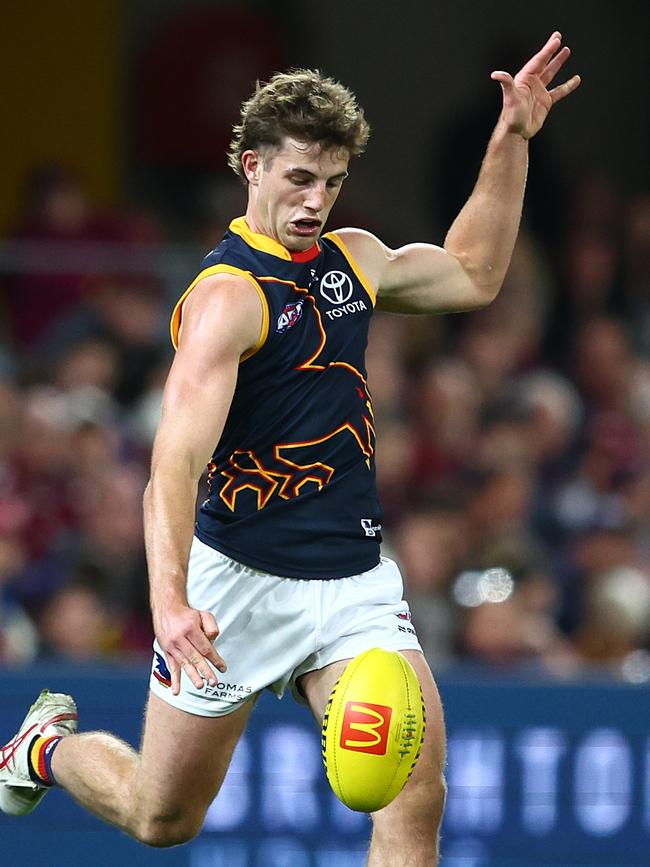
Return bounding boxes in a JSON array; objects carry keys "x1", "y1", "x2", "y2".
[{"x1": 1, "y1": 33, "x2": 579, "y2": 866}]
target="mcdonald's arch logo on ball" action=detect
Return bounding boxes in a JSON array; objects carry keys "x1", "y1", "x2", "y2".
[
  {"x1": 340, "y1": 701, "x2": 392, "y2": 755},
  {"x1": 321, "y1": 648, "x2": 426, "y2": 812}
]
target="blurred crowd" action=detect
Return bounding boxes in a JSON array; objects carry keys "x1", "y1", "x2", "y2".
[{"x1": 0, "y1": 163, "x2": 649, "y2": 684}]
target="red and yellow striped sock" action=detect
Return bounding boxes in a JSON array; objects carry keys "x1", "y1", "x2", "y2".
[{"x1": 28, "y1": 735, "x2": 62, "y2": 786}]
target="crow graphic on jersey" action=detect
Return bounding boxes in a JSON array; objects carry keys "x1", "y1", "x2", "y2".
[{"x1": 216, "y1": 376, "x2": 375, "y2": 511}]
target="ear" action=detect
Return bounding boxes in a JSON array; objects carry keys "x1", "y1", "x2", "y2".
[{"x1": 241, "y1": 150, "x2": 261, "y2": 185}]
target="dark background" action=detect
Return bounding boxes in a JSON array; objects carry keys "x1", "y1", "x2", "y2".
[{"x1": 2, "y1": 1, "x2": 648, "y2": 237}]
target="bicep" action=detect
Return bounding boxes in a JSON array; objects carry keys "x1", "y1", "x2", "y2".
[
  {"x1": 152, "y1": 348, "x2": 240, "y2": 481},
  {"x1": 151, "y1": 277, "x2": 262, "y2": 479},
  {"x1": 377, "y1": 243, "x2": 490, "y2": 314},
  {"x1": 335, "y1": 227, "x2": 492, "y2": 315}
]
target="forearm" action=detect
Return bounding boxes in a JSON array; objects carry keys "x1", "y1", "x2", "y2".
[
  {"x1": 444, "y1": 118, "x2": 528, "y2": 298},
  {"x1": 143, "y1": 469, "x2": 199, "y2": 623}
]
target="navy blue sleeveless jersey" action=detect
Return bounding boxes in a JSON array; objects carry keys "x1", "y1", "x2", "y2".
[{"x1": 171, "y1": 217, "x2": 383, "y2": 579}]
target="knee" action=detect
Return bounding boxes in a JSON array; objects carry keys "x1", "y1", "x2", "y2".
[
  {"x1": 134, "y1": 812, "x2": 204, "y2": 848},
  {"x1": 407, "y1": 772, "x2": 448, "y2": 824},
  {"x1": 373, "y1": 772, "x2": 448, "y2": 834}
]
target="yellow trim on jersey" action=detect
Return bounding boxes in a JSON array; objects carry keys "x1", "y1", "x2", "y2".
[
  {"x1": 170, "y1": 264, "x2": 270, "y2": 363},
  {"x1": 229, "y1": 216, "x2": 293, "y2": 260},
  {"x1": 323, "y1": 231, "x2": 377, "y2": 307}
]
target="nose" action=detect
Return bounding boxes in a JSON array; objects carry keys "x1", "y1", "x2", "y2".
[{"x1": 303, "y1": 183, "x2": 326, "y2": 213}]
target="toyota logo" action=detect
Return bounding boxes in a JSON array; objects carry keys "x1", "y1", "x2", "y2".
[{"x1": 320, "y1": 270, "x2": 354, "y2": 305}]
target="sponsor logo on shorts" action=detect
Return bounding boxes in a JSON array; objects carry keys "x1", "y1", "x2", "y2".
[
  {"x1": 339, "y1": 701, "x2": 392, "y2": 755},
  {"x1": 396, "y1": 611, "x2": 416, "y2": 635},
  {"x1": 152, "y1": 651, "x2": 172, "y2": 688},
  {"x1": 276, "y1": 300, "x2": 304, "y2": 333},
  {"x1": 203, "y1": 681, "x2": 253, "y2": 701}
]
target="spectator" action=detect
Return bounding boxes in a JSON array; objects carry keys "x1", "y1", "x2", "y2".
[
  {"x1": 0, "y1": 535, "x2": 38, "y2": 664},
  {"x1": 4, "y1": 166, "x2": 113, "y2": 347},
  {"x1": 37, "y1": 583, "x2": 122, "y2": 661}
]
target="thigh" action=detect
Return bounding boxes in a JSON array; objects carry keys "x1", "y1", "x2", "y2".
[
  {"x1": 135, "y1": 692, "x2": 256, "y2": 821},
  {"x1": 299, "y1": 656, "x2": 351, "y2": 722}
]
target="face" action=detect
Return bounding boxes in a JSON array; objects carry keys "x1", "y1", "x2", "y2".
[{"x1": 242, "y1": 137, "x2": 349, "y2": 251}]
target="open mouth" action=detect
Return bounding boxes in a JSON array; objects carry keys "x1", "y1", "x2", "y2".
[{"x1": 290, "y1": 218, "x2": 321, "y2": 236}]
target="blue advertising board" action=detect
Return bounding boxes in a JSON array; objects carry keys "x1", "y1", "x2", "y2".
[{"x1": 1, "y1": 664, "x2": 649, "y2": 866}]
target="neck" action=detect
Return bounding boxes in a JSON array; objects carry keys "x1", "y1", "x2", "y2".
[{"x1": 244, "y1": 205, "x2": 277, "y2": 244}]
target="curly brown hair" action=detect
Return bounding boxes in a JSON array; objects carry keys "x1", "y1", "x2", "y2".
[{"x1": 228, "y1": 69, "x2": 370, "y2": 183}]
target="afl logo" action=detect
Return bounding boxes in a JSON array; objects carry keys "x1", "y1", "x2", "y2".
[
  {"x1": 320, "y1": 270, "x2": 354, "y2": 305},
  {"x1": 276, "y1": 300, "x2": 304, "y2": 333}
]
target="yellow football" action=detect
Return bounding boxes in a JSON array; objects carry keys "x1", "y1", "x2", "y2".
[{"x1": 321, "y1": 647, "x2": 426, "y2": 813}]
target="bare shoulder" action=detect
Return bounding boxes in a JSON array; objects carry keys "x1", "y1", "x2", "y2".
[
  {"x1": 177, "y1": 271, "x2": 265, "y2": 361},
  {"x1": 327, "y1": 227, "x2": 391, "y2": 288},
  {"x1": 330, "y1": 226, "x2": 384, "y2": 252}
]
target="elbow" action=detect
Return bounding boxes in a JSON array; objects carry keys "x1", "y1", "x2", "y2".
[
  {"x1": 145, "y1": 458, "x2": 203, "y2": 498},
  {"x1": 465, "y1": 266, "x2": 505, "y2": 308},
  {"x1": 458, "y1": 272, "x2": 502, "y2": 310},
  {"x1": 445, "y1": 249, "x2": 504, "y2": 309},
  {"x1": 468, "y1": 277, "x2": 502, "y2": 309}
]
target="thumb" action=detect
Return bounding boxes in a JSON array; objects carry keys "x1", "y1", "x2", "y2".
[
  {"x1": 491, "y1": 70, "x2": 514, "y2": 96},
  {"x1": 199, "y1": 610, "x2": 219, "y2": 641}
]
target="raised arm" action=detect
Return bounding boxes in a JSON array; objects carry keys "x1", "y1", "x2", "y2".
[
  {"x1": 339, "y1": 32, "x2": 580, "y2": 314},
  {"x1": 143, "y1": 274, "x2": 263, "y2": 695}
]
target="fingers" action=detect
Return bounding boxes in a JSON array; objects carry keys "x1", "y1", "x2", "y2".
[
  {"x1": 550, "y1": 74, "x2": 582, "y2": 104},
  {"x1": 175, "y1": 637, "x2": 219, "y2": 691},
  {"x1": 166, "y1": 651, "x2": 206, "y2": 697},
  {"x1": 521, "y1": 31, "x2": 562, "y2": 76},
  {"x1": 200, "y1": 610, "x2": 219, "y2": 642},
  {"x1": 167, "y1": 655, "x2": 181, "y2": 696},
  {"x1": 540, "y1": 45, "x2": 571, "y2": 86},
  {"x1": 494, "y1": 32, "x2": 579, "y2": 106},
  {"x1": 199, "y1": 611, "x2": 228, "y2": 672}
]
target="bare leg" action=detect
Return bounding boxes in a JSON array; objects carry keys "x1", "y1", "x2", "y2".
[
  {"x1": 51, "y1": 693, "x2": 255, "y2": 847},
  {"x1": 300, "y1": 650, "x2": 446, "y2": 867}
]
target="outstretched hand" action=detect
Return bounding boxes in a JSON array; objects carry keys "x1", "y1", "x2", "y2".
[{"x1": 491, "y1": 31, "x2": 581, "y2": 140}]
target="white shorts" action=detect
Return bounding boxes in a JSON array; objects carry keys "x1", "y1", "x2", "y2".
[{"x1": 149, "y1": 536, "x2": 422, "y2": 717}]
